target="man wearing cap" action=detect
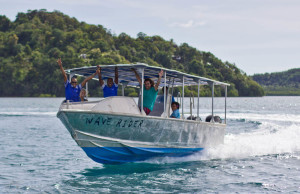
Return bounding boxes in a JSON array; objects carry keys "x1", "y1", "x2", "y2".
[
  {"x1": 97, "y1": 66, "x2": 119, "y2": 98},
  {"x1": 57, "y1": 58, "x2": 97, "y2": 102}
]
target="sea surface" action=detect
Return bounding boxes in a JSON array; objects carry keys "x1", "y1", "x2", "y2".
[{"x1": 0, "y1": 97, "x2": 299, "y2": 193}]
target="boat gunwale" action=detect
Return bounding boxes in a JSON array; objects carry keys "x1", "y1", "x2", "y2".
[{"x1": 57, "y1": 108, "x2": 227, "y2": 126}]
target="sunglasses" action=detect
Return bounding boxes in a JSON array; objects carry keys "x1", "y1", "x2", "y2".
[{"x1": 71, "y1": 82, "x2": 77, "y2": 84}]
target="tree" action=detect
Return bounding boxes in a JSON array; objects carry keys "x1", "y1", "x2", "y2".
[
  {"x1": 188, "y1": 59, "x2": 205, "y2": 76},
  {"x1": 0, "y1": 15, "x2": 11, "y2": 31},
  {"x1": 137, "y1": 32, "x2": 147, "y2": 40}
]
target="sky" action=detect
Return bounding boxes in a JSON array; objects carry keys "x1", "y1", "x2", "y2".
[{"x1": 1, "y1": 0, "x2": 300, "y2": 75}]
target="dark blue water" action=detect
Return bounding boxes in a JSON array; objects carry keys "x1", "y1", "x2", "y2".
[{"x1": 0, "y1": 97, "x2": 299, "y2": 193}]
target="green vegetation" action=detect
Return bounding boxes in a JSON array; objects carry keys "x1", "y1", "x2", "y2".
[
  {"x1": 0, "y1": 9, "x2": 265, "y2": 97},
  {"x1": 251, "y1": 68, "x2": 300, "y2": 96}
]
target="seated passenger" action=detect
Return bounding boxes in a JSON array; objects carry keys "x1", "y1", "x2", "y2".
[
  {"x1": 80, "y1": 88, "x2": 88, "y2": 101},
  {"x1": 132, "y1": 68, "x2": 163, "y2": 115},
  {"x1": 170, "y1": 102, "x2": 180, "y2": 118},
  {"x1": 57, "y1": 58, "x2": 97, "y2": 102},
  {"x1": 97, "y1": 66, "x2": 119, "y2": 98}
]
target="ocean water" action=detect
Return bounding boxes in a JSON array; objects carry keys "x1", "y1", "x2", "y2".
[{"x1": 0, "y1": 97, "x2": 299, "y2": 193}]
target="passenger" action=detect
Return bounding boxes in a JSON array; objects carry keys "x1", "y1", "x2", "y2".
[
  {"x1": 132, "y1": 68, "x2": 163, "y2": 115},
  {"x1": 80, "y1": 88, "x2": 88, "y2": 102},
  {"x1": 170, "y1": 102, "x2": 180, "y2": 118},
  {"x1": 97, "y1": 66, "x2": 119, "y2": 98},
  {"x1": 57, "y1": 58, "x2": 97, "y2": 102},
  {"x1": 157, "y1": 87, "x2": 175, "y2": 103}
]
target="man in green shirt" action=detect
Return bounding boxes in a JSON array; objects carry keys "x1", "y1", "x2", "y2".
[{"x1": 132, "y1": 69, "x2": 163, "y2": 115}]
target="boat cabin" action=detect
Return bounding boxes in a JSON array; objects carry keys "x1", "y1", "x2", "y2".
[{"x1": 61, "y1": 63, "x2": 230, "y2": 123}]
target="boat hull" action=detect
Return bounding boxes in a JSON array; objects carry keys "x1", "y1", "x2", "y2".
[{"x1": 57, "y1": 110, "x2": 225, "y2": 164}]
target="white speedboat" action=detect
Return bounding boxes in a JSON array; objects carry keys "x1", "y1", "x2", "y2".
[{"x1": 57, "y1": 63, "x2": 229, "y2": 164}]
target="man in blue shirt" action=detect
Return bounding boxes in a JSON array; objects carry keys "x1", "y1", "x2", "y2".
[
  {"x1": 97, "y1": 66, "x2": 119, "y2": 98},
  {"x1": 57, "y1": 58, "x2": 97, "y2": 102},
  {"x1": 170, "y1": 102, "x2": 180, "y2": 118}
]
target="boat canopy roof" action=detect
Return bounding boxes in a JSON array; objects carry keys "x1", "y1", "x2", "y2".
[{"x1": 65, "y1": 63, "x2": 230, "y2": 87}]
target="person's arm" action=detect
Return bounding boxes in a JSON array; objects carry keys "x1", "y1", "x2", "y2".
[
  {"x1": 132, "y1": 68, "x2": 142, "y2": 86},
  {"x1": 80, "y1": 90, "x2": 85, "y2": 102},
  {"x1": 81, "y1": 70, "x2": 98, "y2": 87},
  {"x1": 57, "y1": 58, "x2": 68, "y2": 83},
  {"x1": 154, "y1": 70, "x2": 163, "y2": 91},
  {"x1": 114, "y1": 66, "x2": 118, "y2": 85},
  {"x1": 97, "y1": 66, "x2": 104, "y2": 87}
]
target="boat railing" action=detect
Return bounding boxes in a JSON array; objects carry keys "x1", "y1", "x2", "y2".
[
  {"x1": 187, "y1": 93, "x2": 197, "y2": 120},
  {"x1": 177, "y1": 92, "x2": 181, "y2": 105}
]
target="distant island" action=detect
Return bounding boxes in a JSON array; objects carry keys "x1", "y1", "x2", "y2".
[
  {"x1": 251, "y1": 68, "x2": 300, "y2": 96},
  {"x1": 0, "y1": 9, "x2": 267, "y2": 97}
]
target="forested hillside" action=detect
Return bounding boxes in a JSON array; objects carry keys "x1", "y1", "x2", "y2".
[
  {"x1": 252, "y1": 68, "x2": 300, "y2": 96},
  {"x1": 0, "y1": 9, "x2": 264, "y2": 97}
]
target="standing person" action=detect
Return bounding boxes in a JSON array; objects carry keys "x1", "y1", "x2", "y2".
[
  {"x1": 57, "y1": 58, "x2": 97, "y2": 102},
  {"x1": 157, "y1": 86, "x2": 175, "y2": 103},
  {"x1": 132, "y1": 68, "x2": 163, "y2": 115},
  {"x1": 97, "y1": 66, "x2": 119, "y2": 98}
]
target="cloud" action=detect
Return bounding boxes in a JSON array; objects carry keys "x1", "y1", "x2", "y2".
[{"x1": 169, "y1": 20, "x2": 206, "y2": 28}]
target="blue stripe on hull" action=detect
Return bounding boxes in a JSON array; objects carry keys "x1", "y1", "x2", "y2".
[{"x1": 81, "y1": 147, "x2": 204, "y2": 164}]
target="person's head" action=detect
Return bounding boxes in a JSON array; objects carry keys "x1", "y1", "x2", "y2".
[
  {"x1": 171, "y1": 102, "x2": 180, "y2": 111},
  {"x1": 144, "y1": 78, "x2": 154, "y2": 90},
  {"x1": 107, "y1": 78, "x2": 114, "y2": 87},
  {"x1": 71, "y1": 76, "x2": 78, "y2": 88},
  {"x1": 161, "y1": 86, "x2": 169, "y2": 94}
]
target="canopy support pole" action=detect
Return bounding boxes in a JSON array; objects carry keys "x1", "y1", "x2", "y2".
[
  {"x1": 171, "y1": 78, "x2": 175, "y2": 96},
  {"x1": 197, "y1": 79, "x2": 200, "y2": 120},
  {"x1": 211, "y1": 82, "x2": 214, "y2": 122},
  {"x1": 225, "y1": 85, "x2": 227, "y2": 124},
  {"x1": 141, "y1": 69, "x2": 144, "y2": 114},
  {"x1": 121, "y1": 82, "x2": 128, "y2": 97},
  {"x1": 182, "y1": 76, "x2": 185, "y2": 119},
  {"x1": 164, "y1": 71, "x2": 167, "y2": 116}
]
